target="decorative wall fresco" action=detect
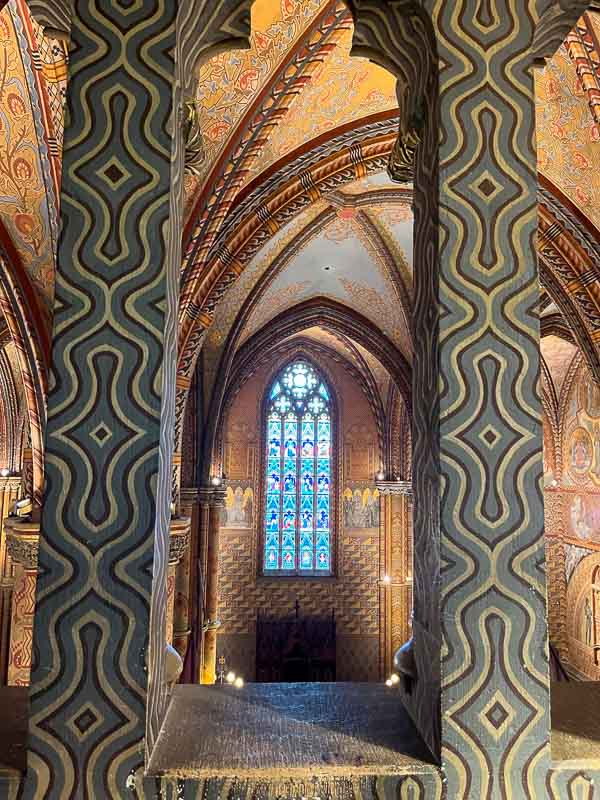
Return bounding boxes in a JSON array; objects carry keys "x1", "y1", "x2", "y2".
[
  {"x1": 189, "y1": 0, "x2": 325, "y2": 194},
  {"x1": 0, "y1": 2, "x2": 63, "y2": 318},
  {"x1": 342, "y1": 486, "x2": 380, "y2": 529},
  {"x1": 222, "y1": 484, "x2": 254, "y2": 529},
  {"x1": 244, "y1": 17, "x2": 397, "y2": 187},
  {"x1": 536, "y1": 36, "x2": 600, "y2": 233}
]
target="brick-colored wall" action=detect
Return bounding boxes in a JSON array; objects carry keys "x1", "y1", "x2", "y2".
[{"x1": 216, "y1": 354, "x2": 382, "y2": 682}]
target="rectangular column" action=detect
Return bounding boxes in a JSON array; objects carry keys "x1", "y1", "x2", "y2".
[{"x1": 21, "y1": 2, "x2": 177, "y2": 797}]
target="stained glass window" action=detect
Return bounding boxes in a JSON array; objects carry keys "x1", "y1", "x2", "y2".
[{"x1": 263, "y1": 360, "x2": 332, "y2": 574}]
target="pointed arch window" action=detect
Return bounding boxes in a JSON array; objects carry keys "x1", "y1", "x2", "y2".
[{"x1": 263, "y1": 360, "x2": 333, "y2": 575}]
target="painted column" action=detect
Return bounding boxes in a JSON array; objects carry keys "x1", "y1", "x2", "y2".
[
  {"x1": 5, "y1": 517, "x2": 38, "y2": 686},
  {"x1": 201, "y1": 487, "x2": 226, "y2": 684},
  {"x1": 377, "y1": 480, "x2": 413, "y2": 678},
  {"x1": 408, "y1": 0, "x2": 563, "y2": 793},
  {"x1": 166, "y1": 516, "x2": 191, "y2": 645},
  {"x1": 176, "y1": 488, "x2": 200, "y2": 665},
  {"x1": 21, "y1": 1, "x2": 178, "y2": 796},
  {"x1": 0, "y1": 475, "x2": 21, "y2": 681}
]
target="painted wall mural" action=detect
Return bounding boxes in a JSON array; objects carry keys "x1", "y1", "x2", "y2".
[
  {"x1": 0, "y1": 1, "x2": 65, "y2": 318},
  {"x1": 536, "y1": 35, "x2": 600, "y2": 234},
  {"x1": 343, "y1": 486, "x2": 380, "y2": 529},
  {"x1": 222, "y1": 484, "x2": 254, "y2": 529}
]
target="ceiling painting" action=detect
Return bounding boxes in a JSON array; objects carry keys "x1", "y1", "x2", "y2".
[
  {"x1": 201, "y1": 201, "x2": 330, "y2": 396},
  {"x1": 351, "y1": 338, "x2": 391, "y2": 403},
  {"x1": 189, "y1": 0, "x2": 326, "y2": 201},
  {"x1": 541, "y1": 334, "x2": 578, "y2": 399},
  {"x1": 341, "y1": 171, "x2": 404, "y2": 195},
  {"x1": 0, "y1": 1, "x2": 65, "y2": 322},
  {"x1": 241, "y1": 18, "x2": 397, "y2": 189},
  {"x1": 206, "y1": 200, "x2": 329, "y2": 351},
  {"x1": 536, "y1": 33, "x2": 600, "y2": 232},
  {"x1": 239, "y1": 211, "x2": 411, "y2": 354}
]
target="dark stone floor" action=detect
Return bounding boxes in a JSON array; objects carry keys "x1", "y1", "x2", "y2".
[
  {"x1": 551, "y1": 681, "x2": 600, "y2": 763},
  {"x1": 148, "y1": 682, "x2": 436, "y2": 779},
  {"x1": 0, "y1": 687, "x2": 27, "y2": 775}
]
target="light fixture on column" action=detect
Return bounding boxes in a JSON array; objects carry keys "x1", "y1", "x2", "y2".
[
  {"x1": 0, "y1": 468, "x2": 9, "y2": 477},
  {"x1": 211, "y1": 475, "x2": 222, "y2": 487},
  {"x1": 376, "y1": 470, "x2": 385, "y2": 481}
]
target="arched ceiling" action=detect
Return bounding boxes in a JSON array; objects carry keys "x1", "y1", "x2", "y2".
[
  {"x1": 1, "y1": 0, "x2": 600, "y2": 449},
  {"x1": 200, "y1": 169, "x2": 413, "y2": 401},
  {"x1": 0, "y1": 0, "x2": 66, "y2": 323},
  {"x1": 183, "y1": 0, "x2": 396, "y2": 211},
  {"x1": 536, "y1": 22, "x2": 600, "y2": 232},
  {"x1": 541, "y1": 334, "x2": 579, "y2": 398}
]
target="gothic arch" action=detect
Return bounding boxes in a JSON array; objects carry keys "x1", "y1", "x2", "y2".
[
  {"x1": 212, "y1": 334, "x2": 387, "y2": 476},
  {"x1": 0, "y1": 221, "x2": 48, "y2": 504},
  {"x1": 202, "y1": 297, "x2": 411, "y2": 482}
]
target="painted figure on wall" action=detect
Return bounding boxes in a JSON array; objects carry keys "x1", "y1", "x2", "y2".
[
  {"x1": 343, "y1": 487, "x2": 380, "y2": 528},
  {"x1": 571, "y1": 428, "x2": 592, "y2": 474},
  {"x1": 584, "y1": 596, "x2": 594, "y2": 646},
  {"x1": 570, "y1": 494, "x2": 593, "y2": 540},
  {"x1": 223, "y1": 486, "x2": 254, "y2": 528}
]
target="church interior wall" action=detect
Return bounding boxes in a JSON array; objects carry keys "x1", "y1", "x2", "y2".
[
  {"x1": 545, "y1": 356, "x2": 600, "y2": 678},
  {"x1": 216, "y1": 352, "x2": 384, "y2": 683}
]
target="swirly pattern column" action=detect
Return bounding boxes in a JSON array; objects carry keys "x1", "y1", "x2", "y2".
[
  {"x1": 427, "y1": 0, "x2": 550, "y2": 795},
  {"x1": 20, "y1": 1, "x2": 177, "y2": 797}
]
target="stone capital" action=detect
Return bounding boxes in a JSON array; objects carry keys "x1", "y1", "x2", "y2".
[
  {"x1": 376, "y1": 480, "x2": 412, "y2": 497},
  {"x1": 5, "y1": 517, "x2": 40, "y2": 570},
  {"x1": 168, "y1": 516, "x2": 191, "y2": 565}
]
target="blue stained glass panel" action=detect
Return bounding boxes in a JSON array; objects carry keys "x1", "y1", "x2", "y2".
[
  {"x1": 301, "y1": 494, "x2": 313, "y2": 513},
  {"x1": 317, "y1": 460, "x2": 329, "y2": 493},
  {"x1": 284, "y1": 420, "x2": 297, "y2": 457},
  {"x1": 283, "y1": 460, "x2": 296, "y2": 492},
  {"x1": 282, "y1": 509, "x2": 296, "y2": 530},
  {"x1": 300, "y1": 509, "x2": 313, "y2": 530},
  {"x1": 300, "y1": 548, "x2": 313, "y2": 569},
  {"x1": 316, "y1": 507, "x2": 329, "y2": 529},
  {"x1": 317, "y1": 421, "x2": 330, "y2": 457},
  {"x1": 283, "y1": 494, "x2": 296, "y2": 513},
  {"x1": 301, "y1": 459, "x2": 314, "y2": 494},
  {"x1": 301, "y1": 419, "x2": 314, "y2": 457},
  {"x1": 263, "y1": 360, "x2": 332, "y2": 574},
  {"x1": 268, "y1": 421, "x2": 281, "y2": 457},
  {"x1": 266, "y1": 509, "x2": 279, "y2": 530},
  {"x1": 282, "y1": 549, "x2": 295, "y2": 569}
]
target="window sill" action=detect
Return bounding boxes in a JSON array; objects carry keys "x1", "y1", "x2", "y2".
[{"x1": 256, "y1": 574, "x2": 338, "y2": 583}]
